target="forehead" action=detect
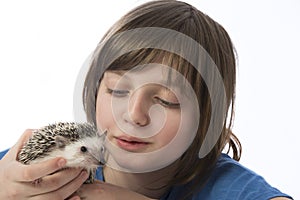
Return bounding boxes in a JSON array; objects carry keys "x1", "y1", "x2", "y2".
[{"x1": 104, "y1": 63, "x2": 189, "y2": 90}]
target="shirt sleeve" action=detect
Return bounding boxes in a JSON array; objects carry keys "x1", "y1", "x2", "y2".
[{"x1": 0, "y1": 149, "x2": 9, "y2": 159}]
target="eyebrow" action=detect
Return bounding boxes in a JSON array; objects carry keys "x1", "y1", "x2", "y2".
[
  {"x1": 106, "y1": 70, "x2": 189, "y2": 93},
  {"x1": 107, "y1": 70, "x2": 132, "y2": 80},
  {"x1": 104, "y1": 71, "x2": 132, "y2": 85},
  {"x1": 107, "y1": 70, "x2": 126, "y2": 76},
  {"x1": 105, "y1": 70, "x2": 129, "y2": 78}
]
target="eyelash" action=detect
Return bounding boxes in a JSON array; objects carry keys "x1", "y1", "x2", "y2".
[
  {"x1": 106, "y1": 88, "x2": 180, "y2": 108},
  {"x1": 106, "y1": 88, "x2": 129, "y2": 97},
  {"x1": 154, "y1": 97, "x2": 180, "y2": 108}
]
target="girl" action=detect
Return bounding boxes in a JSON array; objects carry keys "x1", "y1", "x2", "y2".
[{"x1": 0, "y1": 0, "x2": 293, "y2": 199}]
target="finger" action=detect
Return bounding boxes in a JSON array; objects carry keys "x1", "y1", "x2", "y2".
[
  {"x1": 67, "y1": 192, "x2": 81, "y2": 200},
  {"x1": 9, "y1": 157, "x2": 66, "y2": 182},
  {"x1": 3, "y1": 129, "x2": 34, "y2": 160},
  {"x1": 31, "y1": 168, "x2": 84, "y2": 193},
  {"x1": 56, "y1": 170, "x2": 88, "y2": 199},
  {"x1": 30, "y1": 170, "x2": 89, "y2": 200},
  {"x1": 7, "y1": 168, "x2": 84, "y2": 198},
  {"x1": 68, "y1": 196, "x2": 81, "y2": 200}
]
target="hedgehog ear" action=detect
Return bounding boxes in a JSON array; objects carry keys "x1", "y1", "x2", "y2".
[{"x1": 55, "y1": 136, "x2": 68, "y2": 149}]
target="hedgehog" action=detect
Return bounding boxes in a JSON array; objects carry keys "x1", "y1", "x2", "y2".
[{"x1": 18, "y1": 122, "x2": 107, "y2": 184}]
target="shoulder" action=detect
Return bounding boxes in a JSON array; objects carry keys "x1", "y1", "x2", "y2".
[
  {"x1": 201, "y1": 154, "x2": 292, "y2": 199},
  {"x1": 165, "y1": 154, "x2": 293, "y2": 200}
]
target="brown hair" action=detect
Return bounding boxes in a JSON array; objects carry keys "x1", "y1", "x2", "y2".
[{"x1": 83, "y1": 0, "x2": 241, "y2": 198}]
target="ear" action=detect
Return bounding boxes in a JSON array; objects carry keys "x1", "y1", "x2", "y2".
[{"x1": 55, "y1": 136, "x2": 68, "y2": 149}]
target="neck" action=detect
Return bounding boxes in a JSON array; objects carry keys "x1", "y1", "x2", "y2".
[{"x1": 103, "y1": 162, "x2": 178, "y2": 199}]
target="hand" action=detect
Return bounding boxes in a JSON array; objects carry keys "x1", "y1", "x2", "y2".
[
  {"x1": 0, "y1": 129, "x2": 89, "y2": 200},
  {"x1": 72, "y1": 180, "x2": 157, "y2": 200}
]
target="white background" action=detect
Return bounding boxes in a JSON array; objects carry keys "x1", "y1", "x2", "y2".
[{"x1": 0, "y1": 0, "x2": 299, "y2": 199}]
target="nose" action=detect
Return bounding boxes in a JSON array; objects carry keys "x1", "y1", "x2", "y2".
[{"x1": 125, "y1": 90, "x2": 151, "y2": 127}]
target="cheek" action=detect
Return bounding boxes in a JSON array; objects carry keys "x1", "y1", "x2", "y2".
[
  {"x1": 155, "y1": 104, "x2": 198, "y2": 150},
  {"x1": 96, "y1": 93, "x2": 114, "y2": 131},
  {"x1": 155, "y1": 111, "x2": 181, "y2": 146}
]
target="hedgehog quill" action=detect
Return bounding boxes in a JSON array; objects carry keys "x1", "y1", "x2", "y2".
[{"x1": 18, "y1": 122, "x2": 107, "y2": 184}]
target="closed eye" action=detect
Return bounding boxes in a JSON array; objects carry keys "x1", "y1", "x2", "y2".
[
  {"x1": 155, "y1": 97, "x2": 180, "y2": 108},
  {"x1": 106, "y1": 88, "x2": 129, "y2": 97}
]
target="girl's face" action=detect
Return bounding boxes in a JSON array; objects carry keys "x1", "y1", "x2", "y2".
[{"x1": 96, "y1": 64, "x2": 199, "y2": 173}]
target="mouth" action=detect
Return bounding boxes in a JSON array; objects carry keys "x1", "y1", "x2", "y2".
[{"x1": 114, "y1": 136, "x2": 150, "y2": 152}]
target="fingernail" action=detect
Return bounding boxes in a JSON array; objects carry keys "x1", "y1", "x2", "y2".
[{"x1": 58, "y1": 158, "x2": 66, "y2": 167}]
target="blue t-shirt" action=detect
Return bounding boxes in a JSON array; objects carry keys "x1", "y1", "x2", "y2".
[{"x1": 0, "y1": 149, "x2": 292, "y2": 200}]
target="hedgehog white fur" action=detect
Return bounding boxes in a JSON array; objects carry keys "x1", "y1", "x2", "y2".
[{"x1": 18, "y1": 122, "x2": 106, "y2": 183}]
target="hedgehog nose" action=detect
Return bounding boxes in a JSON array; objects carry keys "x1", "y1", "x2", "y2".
[
  {"x1": 91, "y1": 157, "x2": 103, "y2": 166},
  {"x1": 91, "y1": 150, "x2": 106, "y2": 165},
  {"x1": 98, "y1": 156, "x2": 106, "y2": 165},
  {"x1": 99, "y1": 161, "x2": 105, "y2": 165}
]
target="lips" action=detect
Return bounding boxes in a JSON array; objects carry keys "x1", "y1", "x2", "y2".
[
  {"x1": 117, "y1": 136, "x2": 148, "y2": 143},
  {"x1": 114, "y1": 135, "x2": 150, "y2": 151}
]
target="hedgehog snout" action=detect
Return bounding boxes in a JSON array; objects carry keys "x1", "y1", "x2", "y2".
[{"x1": 84, "y1": 145, "x2": 106, "y2": 166}]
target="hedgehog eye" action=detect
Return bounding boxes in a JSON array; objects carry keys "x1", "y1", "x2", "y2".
[{"x1": 81, "y1": 146, "x2": 87, "y2": 153}]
